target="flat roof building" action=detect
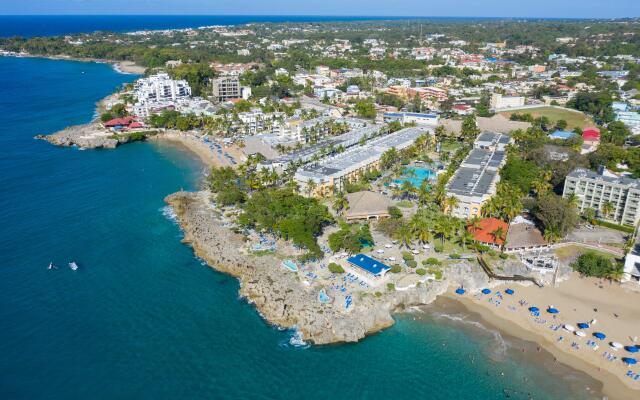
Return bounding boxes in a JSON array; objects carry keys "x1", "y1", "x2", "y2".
[
  {"x1": 446, "y1": 131, "x2": 511, "y2": 219},
  {"x1": 295, "y1": 127, "x2": 430, "y2": 197},
  {"x1": 563, "y1": 167, "x2": 640, "y2": 227}
]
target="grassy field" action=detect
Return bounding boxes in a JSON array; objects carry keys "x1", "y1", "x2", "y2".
[
  {"x1": 500, "y1": 106, "x2": 594, "y2": 130},
  {"x1": 554, "y1": 245, "x2": 620, "y2": 263}
]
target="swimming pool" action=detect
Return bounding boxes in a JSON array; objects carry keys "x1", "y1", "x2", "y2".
[
  {"x1": 389, "y1": 167, "x2": 436, "y2": 189},
  {"x1": 282, "y1": 260, "x2": 298, "y2": 272}
]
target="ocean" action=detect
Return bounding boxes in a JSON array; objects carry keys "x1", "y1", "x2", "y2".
[
  {"x1": 0, "y1": 15, "x2": 417, "y2": 38},
  {"x1": 0, "y1": 28, "x2": 604, "y2": 400}
]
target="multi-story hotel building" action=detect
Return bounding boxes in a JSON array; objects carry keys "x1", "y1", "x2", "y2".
[
  {"x1": 294, "y1": 127, "x2": 430, "y2": 197},
  {"x1": 563, "y1": 168, "x2": 640, "y2": 226},
  {"x1": 445, "y1": 131, "x2": 511, "y2": 219}
]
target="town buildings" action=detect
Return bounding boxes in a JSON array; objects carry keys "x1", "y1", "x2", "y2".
[
  {"x1": 211, "y1": 76, "x2": 251, "y2": 103},
  {"x1": 383, "y1": 112, "x2": 439, "y2": 126},
  {"x1": 563, "y1": 167, "x2": 640, "y2": 226},
  {"x1": 132, "y1": 73, "x2": 192, "y2": 117}
]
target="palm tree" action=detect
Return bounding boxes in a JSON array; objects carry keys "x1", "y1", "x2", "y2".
[
  {"x1": 457, "y1": 228, "x2": 475, "y2": 250},
  {"x1": 332, "y1": 192, "x2": 349, "y2": 213},
  {"x1": 468, "y1": 215, "x2": 482, "y2": 232},
  {"x1": 490, "y1": 226, "x2": 506, "y2": 251},
  {"x1": 601, "y1": 201, "x2": 614, "y2": 220},
  {"x1": 543, "y1": 226, "x2": 561, "y2": 243},
  {"x1": 446, "y1": 195, "x2": 459, "y2": 215},
  {"x1": 305, "y1": 180, "x2": 317, "y2": 197},
  {"x1": 394, "y1": 224, "x2": 414, "y2": 249},
  {"x1": 411, "y1": 218, "x2": 432, "y2": 245}
]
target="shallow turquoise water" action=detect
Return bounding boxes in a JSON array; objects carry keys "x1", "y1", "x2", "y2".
[{"x1": 0, "y1": 56, "x2": 601, "y2": 399}]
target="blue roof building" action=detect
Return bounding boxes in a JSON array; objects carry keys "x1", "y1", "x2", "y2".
[
  {"x1": 347, "y1": 254, "x2": 391, "y2": 277},
  {"x1": 549, "y1": 130, "x2": 577, "y2": 140}
]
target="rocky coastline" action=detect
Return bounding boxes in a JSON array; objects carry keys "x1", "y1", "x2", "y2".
[{"x1": 165, "y1": 190, "x2": 497, "y2": 344}]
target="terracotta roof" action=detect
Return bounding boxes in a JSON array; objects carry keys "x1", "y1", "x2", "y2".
[
  {"x1": 468, "y1": 218, "x2": 509, "y2": 245},
  {"x1": 104, "y1": 116, "x2": 136, "y2": 127},
  {"x1": 583, "y1": 127, "x2": 601, "y2": 141}
]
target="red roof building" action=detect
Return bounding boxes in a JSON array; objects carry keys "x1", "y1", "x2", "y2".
[
  {"x1": 582, "y1": 127, "x2": 601, "y2": 142},
  {"x1": 468, "y1": 218, "x2": 509, "y2": 246},
  {"x1": 104, "y1": 116, "x2": 137, "y2": 128}
]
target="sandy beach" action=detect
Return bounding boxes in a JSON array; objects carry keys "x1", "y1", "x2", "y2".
[
  {"x1": 150, "y1": 131, "x2": 244, "y2": 169},
  {"x1": 445, "y1": 273, "x2": 640, "y2": 400}
]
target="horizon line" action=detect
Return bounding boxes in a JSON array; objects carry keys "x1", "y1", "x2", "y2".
[{"x1": 1, "y1": 14, "x2": 639, "y2": 20}]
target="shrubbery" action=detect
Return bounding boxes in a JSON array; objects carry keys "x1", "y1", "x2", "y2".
[
  {"x1": 390, "y1": 264, "x2": 402, "y2": 273},
  {"x1": 328, "y1": 262, "x2": 345, "y2": 274},
  {"x1": 571, "y1": 252, "x2": 622, "y2": 279},
  {"x1": 416, "y1": 268, "x2": 426, "y2": 276}
]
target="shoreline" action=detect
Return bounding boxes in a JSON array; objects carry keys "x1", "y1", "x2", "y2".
[
  {"x1": 0, "y1": 51, "x2": 145, "y2": 74},
  {"x1": 441, "y1": 282, "x2": 640, "y2": 400}
]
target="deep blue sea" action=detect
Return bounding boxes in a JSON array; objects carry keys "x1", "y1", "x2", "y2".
[
  {"x1": 0, "y1": 57, "x2": 604, "y2": 399},
  {"x1": 0, "y1": 15, "x2": 418, "y2": 37}
]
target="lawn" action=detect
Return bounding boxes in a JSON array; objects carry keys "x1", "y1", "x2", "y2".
[
  {"x1": 554, "y1": 245, "x2": 620, "y2": 263},
  {"x1": 499, "y1": 106, "x2": 594, "y2": 130}
]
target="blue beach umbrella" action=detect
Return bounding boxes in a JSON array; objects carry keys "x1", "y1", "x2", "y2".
[
  {"x1": 505, "y1": 288, "x2": 514, "y2": 295},
  {"x1": 625, "y1": 346, "x2": 639, "y2": 353},
  {"x1": 577, "y1": 322, "x2": 590, "y2": 329},
  {"x1": 455, "y1": 288, "x2": 465, "y2": 295},
  {"x1": 622, "y1": 357, "x2": 637, "y2": 365},
  {"x1": 528, "y1": 306, "x2": 540, "y2": 313},
  {"x1": 547, "y1": 307, "x2": 559, "y2": 314},
  {"x1": 593, "y1": 332, "x2": 606, "y2": 340},
  {"x1": 481, "y1": 288, "x2": 491, "y2": 295}
]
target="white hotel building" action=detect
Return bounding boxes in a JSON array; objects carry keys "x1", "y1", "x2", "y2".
[{"x1": 133, "y1": 73, "x2": 192, "y2": 117}]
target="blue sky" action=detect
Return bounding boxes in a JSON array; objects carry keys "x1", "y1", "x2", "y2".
[{"x1": 1, "y1": 0, "x2": 639, "y2": 18}]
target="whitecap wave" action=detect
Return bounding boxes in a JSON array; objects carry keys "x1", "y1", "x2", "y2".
[
  {"x1": 279, "y1": 329, "x2": 310, "y2": 349},
  {"x1": 160, "y1": 205, "x2": 177, "y2": 223}
]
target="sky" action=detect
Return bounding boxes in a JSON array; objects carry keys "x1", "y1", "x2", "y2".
[{"x1": 1, "y1": 0, "x2": 639, "y2": 19}]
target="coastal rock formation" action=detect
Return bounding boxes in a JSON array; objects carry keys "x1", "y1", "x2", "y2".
[
  {"x1": 166, "y1": 190, "x2": 455, "y2": 345},
  {"x1": 36, "y1": 122, "x2": 123, "y2": 149}
]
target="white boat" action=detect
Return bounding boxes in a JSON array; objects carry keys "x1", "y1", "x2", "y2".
[{"x1": 69, "y1": 262, "x2": 78, "y2": 271}]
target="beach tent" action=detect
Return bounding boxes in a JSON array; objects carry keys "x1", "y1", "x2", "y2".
[
  {"x1": 577, "y1": 322, "x2": 590, "y2": 329},
  {"x1": 593, "y1": 332, "x2": 606, "y2": 340},
  {"x1": 455, "y1": 288, "x2": 465, "y2": 295},
  {"x1": 547, "y1": 307, "x2": 559, "y2": 314},
  {"x1": 505, "y1": 288, "x2": 514, "y2": 295},
  {"x1": 528, "y1": 306, "x2": 540, "y2": 313},
  {"x1": 481, "y1": 288, "x2": 491, "y2": 295},
  {"x1": 610, "y1": 342, "x2": 623, "y2": 350},
  {"x1": 563, "y1": 324, "x2": 575, "y2": 332},
  {"x1": 622, "y1": 357, "x2": 637, "y2": 365},
  {"x1": 625, "y1": 345, "x2": 639, "y2": 353}
]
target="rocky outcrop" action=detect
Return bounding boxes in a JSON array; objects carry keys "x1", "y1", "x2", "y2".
[
  {"x1": 35, "y1": 122, "x2": 124, "y2": 149},
  {"x1": 165, "y1": 190, "x2": 452, "y2": 344}
]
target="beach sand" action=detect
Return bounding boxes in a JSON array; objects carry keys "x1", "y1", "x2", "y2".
[
  {"x1": 151, "y1": 132, "x2": 242, "y2": 169},
  {"x1": 112, "y1": 61, "x2": 146, "y2": 74},
  {"x1": 444, "y1": 273, "x2": 640, "y2": 400}
]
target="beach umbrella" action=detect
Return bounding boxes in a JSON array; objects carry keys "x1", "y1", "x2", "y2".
[
  {"x1": 593, "y1": 332, "x2": 606, "y2": 340},
  {"x1": 505, "y1": 288, "x2": 514, "y2": 295},
  {"x1": 528, "y1": 306, "x2": 540, "y2": 313},
  {"x1": 625, "y1": 345, "x2": 639, "y2": 353},
  {"x1": 622, "y1": 357, "x2": 637, "y2": 365},
  {"x1": 563, "y1": 324, "x2": 575, "y2": 332},
  {"x1": 577, "y1": 322, "x2": 590, "y2": 329},
  {"x1": 547, "y1": 307, "x2": 559, "y2": 314},
  {"x1": 610, "y1": 342, "x2": 623, "y2": 350},
  {"x1": 481, "y1": 288, "x2": 491, "y2": 295},
  {"x1": 455, "y1": 288, "x2": 466, "y2": 295}
]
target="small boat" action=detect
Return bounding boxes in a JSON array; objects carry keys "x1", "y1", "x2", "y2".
[
  {"x1": 69, "y1": 262, "x2": 79, "y2": 271},
  {"x1": 47, "y1": 262, "x2": 56, "y2": 270}
]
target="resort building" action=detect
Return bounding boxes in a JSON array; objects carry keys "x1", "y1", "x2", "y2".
[
  {"x1": 383, "y1": 112, "x2": 439, "y2": 126},
  {"x1": 445, "y1": 131, "x2": 511, "y2": 219},
  {"x1": 134, "y1": 73, "x2": 192, "y2": 103},
  {"x1": 133, "y1": 73, "x2": 192, "y2": 117},
  {"x1": 562, "y1": 167, "x2": 640, "y2": 226},
  {"x1": 623, "y1": 243, "x2": 640, "y2": 284},
  {"x1": 211, "y1": 76, "x2": 251, "y2": 102},
  {"x1": 468, "y1": 218, "x2": 509, "y2": 248},
  {"x1": 343, "y1": 191, "x2": 391, "y2": 221},
  {"x1": 345, "y1": 254, "x2": 391, "y2": 287},
  {"x1": 294, "y1": 127, "x2": 430, "y2": 197},
  {"x1": 489, "y1": 93, "x2": 525, "y2": 110}
]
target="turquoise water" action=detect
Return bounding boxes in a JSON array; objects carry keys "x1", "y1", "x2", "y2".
[
  {"x1": 0, "y1": 56, "x2": 602, "y2": 399},
  {"x1": 390, "y1": 167, "x2": 436, "y2": 188}
]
